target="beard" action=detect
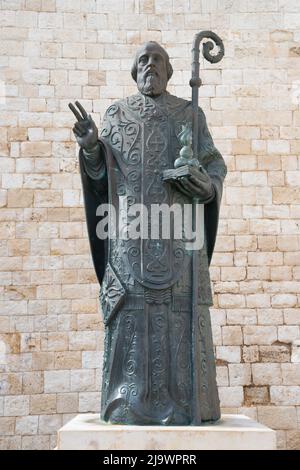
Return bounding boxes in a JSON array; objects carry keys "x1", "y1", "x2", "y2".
[{"x1": 137, "y1": 72, "x2": 167, "y2": 97}]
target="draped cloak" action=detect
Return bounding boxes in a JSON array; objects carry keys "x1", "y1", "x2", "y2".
[{"x1": 79, "y1": 91, "x2": 227, "y2": 425}]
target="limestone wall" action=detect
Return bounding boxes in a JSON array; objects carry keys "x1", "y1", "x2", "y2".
[{"x1": 0, "y1": 0, "x2": 300, "y2": 450}]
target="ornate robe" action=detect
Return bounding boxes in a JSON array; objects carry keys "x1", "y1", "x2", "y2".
[{"x1": 79, "y1": 91, "x2": 227, "y2": 425}]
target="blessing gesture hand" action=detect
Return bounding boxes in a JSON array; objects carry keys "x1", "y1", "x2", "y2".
[{"x1": 69, "y1": 101, "x2": 99, "y2": 152}]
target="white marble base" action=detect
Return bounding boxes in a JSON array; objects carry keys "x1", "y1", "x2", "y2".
[{"x1": 57, "y1": 414, "x2": 276, "y2": 450}]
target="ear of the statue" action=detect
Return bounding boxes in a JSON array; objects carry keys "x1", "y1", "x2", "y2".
[
  {"x1": 131, "y1": 63, "x2": 137, "y2": 82},
  {"x1": 167, "y1": 62, "x2": 173, "y2": 81}
]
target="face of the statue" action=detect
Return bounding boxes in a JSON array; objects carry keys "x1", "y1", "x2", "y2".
[{"x1": 136, "y1": 43, "x2": 168, "y2": 97}]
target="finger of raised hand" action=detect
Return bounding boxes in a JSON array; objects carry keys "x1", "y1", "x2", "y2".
[
  {"x1": 75, "y1": 122, "x2": 86, "y2": 134},
  {"x1": 88, "y1": 114, "x2": 97, "y2": 131},
  {"x1": 69, "y1": 102, "x2": 83, "y2": 121},
  {"x1": 73, "y1": 126, "x2": 84, "y2": 138},
  {"x1": 75, "y1": 101, "x2": 88, "y2": 119}
]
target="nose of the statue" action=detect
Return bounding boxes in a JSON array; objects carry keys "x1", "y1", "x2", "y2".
[{"x1": 146, "y1": 65, "x2": 156, "y2": 75}]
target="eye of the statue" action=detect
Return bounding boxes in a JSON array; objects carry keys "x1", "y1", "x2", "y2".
[{"x1": 139, "y1": 55, "x2": 148, "y2": 65}]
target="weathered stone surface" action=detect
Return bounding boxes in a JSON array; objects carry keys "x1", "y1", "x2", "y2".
[
  {"x1": 257, "y1": 406, "x2": 297, "y2": 430},
  {"x1": 30, "y1": 394, "x2": 56, "y2": 415},
  {"x1": 259, "y1": 345, "x2": 291, "y2": 363},
  {"x1": 245, "y1": 387, "x2": 270, "y2": 405},
  {"x1": 270, "y1": 386, "x2": 300, "y2": 406}
]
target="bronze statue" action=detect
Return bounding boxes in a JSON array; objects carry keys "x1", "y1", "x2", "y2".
[{"x1": 69, "y1": 33, "x2": 227, "y2": 425}]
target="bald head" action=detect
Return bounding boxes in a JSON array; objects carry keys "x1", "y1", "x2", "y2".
[{"x1": 131, "y1": 42, "x2": 173, "y2": 97}]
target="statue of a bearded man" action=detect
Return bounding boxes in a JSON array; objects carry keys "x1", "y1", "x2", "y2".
[{"x1": 69, "y1": 41, "x2": 227, "y2": 425}]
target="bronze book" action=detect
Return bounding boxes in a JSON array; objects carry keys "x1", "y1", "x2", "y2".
[{"x1": 162, "y1": 164, "x2": 203, "y2": 182}]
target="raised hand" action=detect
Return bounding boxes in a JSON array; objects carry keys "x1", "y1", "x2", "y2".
[{"x1": 69, "y1": 101, "x2": 99, "y2": 151}]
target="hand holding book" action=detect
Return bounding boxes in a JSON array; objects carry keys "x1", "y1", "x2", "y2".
[{"x1": 162, "y1": 164, "x2": 215, "y2": 202}]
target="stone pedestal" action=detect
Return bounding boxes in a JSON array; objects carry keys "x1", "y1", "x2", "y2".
[{"x1": 57, "y1": 414, "x2": 276, "y2": 450}]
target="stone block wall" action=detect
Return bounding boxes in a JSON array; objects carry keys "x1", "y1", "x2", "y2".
[{"x1": 0, "y1": 0, "x2": 300, "y2": 450}]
